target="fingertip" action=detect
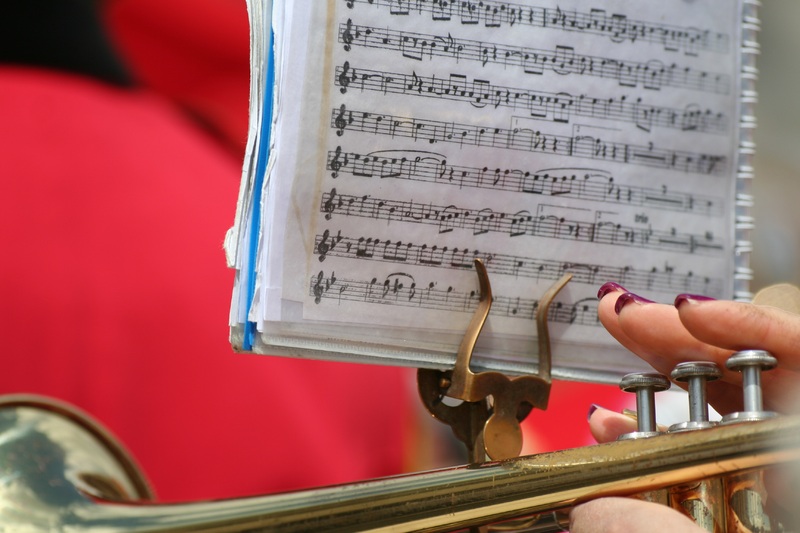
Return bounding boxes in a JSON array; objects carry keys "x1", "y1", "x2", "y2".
[
  {"x1": 597, "y1": 281, "x2": 627, "y2": 300},
  {"x1": 587, "y1": 403, "x2": 600, "y2": 421},
  {"x1": 674, "y1": 293, "x2": 716, "y2": 308},
  {"x1": 588, "y1": 405, "x2": 637, "y2": 443},
  {"x1": 596, "y1": 290, "x2": 622, "y2": 326},
  {"x1": 615, "y1": 292, "x2": 655, "y2": 315},
  {"x1": 571, "y1": 498, "x2": 706, "y2": 533}
]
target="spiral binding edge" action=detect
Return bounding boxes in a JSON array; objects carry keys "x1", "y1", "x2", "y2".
[{"x1": 734, "y1": 0, "x2": 761, "y2": 301}]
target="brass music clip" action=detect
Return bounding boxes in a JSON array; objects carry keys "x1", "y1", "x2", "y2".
[{"x1": 418, "y1": 259, "x2": 572, "y2": 461}]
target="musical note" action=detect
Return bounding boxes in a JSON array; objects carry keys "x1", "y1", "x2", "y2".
[
  {"x1": 552, "y1": 46, "x2": 578, "y2": 75},
  {"x1": 382, "y1": 240, "x2": 411, "y2": 262},
  {"x1": 431, "y1": 0, "x2": 452, "y2": 21},
  {"x1": 509, "y1": 210, "x2": 534, "y2": 238},
  {"x1": 355, "y1": 236, "x2": 377, "y2": 258},
  {"x1": 389, "y1": 0, "x2": 409, "y2": 16},
  {"x1": 568, "y1": 298, "x2": 602, "y2": 325},
  {"x1": 400, "y1": 34, "x2": 424, "y2": 61}
]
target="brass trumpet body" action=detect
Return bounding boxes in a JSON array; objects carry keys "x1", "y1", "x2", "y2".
[{"x1": 2, "y1": 395, "x2": 799, "y2": 532}]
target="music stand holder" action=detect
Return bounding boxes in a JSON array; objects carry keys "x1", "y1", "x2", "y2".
[{"x1": 418, "y1": 259, "x2": 572, "y2": 462}]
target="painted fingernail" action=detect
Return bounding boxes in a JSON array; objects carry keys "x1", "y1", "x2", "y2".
[
  {"x1": 615, "y1": 292, "x2": 654, "y2": 314},
  {"x1": 587, "y1": 403, "x2": 602, "y2": 420},
  {"x1": 597, "y1": 281, "x2": 627, "y2": 299},
  {"x1": 674, "y1": 294, "x2": 716, "y2": 308}
]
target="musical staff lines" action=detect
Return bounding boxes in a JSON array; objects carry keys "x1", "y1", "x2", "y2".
[
  {"x1": 344, "y1": 0, "x2": 730, "y2": 57},
  {"x1": 320, "y1": 188, "x2": 726, "y2": 255},
  {"x1": 335, "y1": 64, "x2": 729, "y2": 135},
  {"x1": 326, "y1": 148, "x2": 724, "y2": 216},
  {"x1": 313, "y1": 229, "x2": 724, "y2": 295},
  {"x1": 310, "y1": 269, "x2": 601, "y2": 325},
  {"x1": 331, "y1": 105, "x2": 727, "y2": 175},
  {"x1": 339, "y1": 21, "x2": 731, "y2": 94}
]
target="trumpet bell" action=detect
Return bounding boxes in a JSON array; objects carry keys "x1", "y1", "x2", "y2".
[{"x1": 0, "y1": 395, "x2": 154, "y2": 529}]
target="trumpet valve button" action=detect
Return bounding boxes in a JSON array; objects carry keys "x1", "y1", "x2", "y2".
[
  {"x1": 669, "y1": 361, "x2": 721, "y2": 432},
  {"x1": 725, "y1": 349, "x2": 777, "y2": 373},
  {"x1": 618, "y1": 372, "x2": 670, "y2": 439},
  {"x1": 722, "y1": 350, "x2": 778, "y2": 424},
  {"x1": 671, "y1": 361, "x2": 722, "y2": 382}
]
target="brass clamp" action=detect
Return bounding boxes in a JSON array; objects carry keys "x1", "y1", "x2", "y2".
[{"x1": 418, "y1": 258, "x2": 572, "y2": 461}]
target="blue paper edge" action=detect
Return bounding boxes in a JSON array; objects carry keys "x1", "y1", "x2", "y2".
[{"x1": 243, "y1": 28, "x2": 276, "y2": 350}]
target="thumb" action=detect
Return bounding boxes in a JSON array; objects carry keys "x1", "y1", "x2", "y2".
[
  {"x1": 570, "y1": 497, "x2": 705, "y2": 533},
  {"x1": 588, "y1": 405, "x2": 637, "y2": 443}
]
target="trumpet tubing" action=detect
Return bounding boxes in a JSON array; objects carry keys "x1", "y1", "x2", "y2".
[{"x1": 2, "y1": 395, "x2": 799, "y2": 532}]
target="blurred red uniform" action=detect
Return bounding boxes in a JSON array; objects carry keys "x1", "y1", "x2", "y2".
[{"x1": 0, "y1": 0, "x2": 415, "y2": 502}]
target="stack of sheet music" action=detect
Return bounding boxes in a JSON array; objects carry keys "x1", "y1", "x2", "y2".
[{"x1": 226, "y1": 0, "x2": 758, "y2": 383}]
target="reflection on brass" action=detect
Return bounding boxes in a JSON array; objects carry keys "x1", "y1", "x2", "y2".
[
  {"x1": 632, "y1": 487, "x2": 670, "y2": 506},
  {"x1": 3, "y1": 395, "x2": 800, "y2": 532},
  {"x1": 727, "y1": 471, "x2": 776, "y2": 533},
  {"x1": 621, "y1": 408, "x2": 669, "y2": 433},
  {"x1": 670, "y1": 478, "x2": 727, "y2": 532}
]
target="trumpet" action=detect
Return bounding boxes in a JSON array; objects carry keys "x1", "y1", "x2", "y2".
[
  {"x1": 2, "y1": 393, "x2": 799, "y2": 532},
  {"x1": 6, "y1": 273, "x2": 800, "y2": 532}
]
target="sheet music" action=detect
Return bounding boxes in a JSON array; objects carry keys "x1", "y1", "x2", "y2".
[{"x1": 260, "y1": 0, "x2": 742, "y2": 369}]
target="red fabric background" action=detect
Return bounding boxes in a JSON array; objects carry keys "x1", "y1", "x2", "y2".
[{"x1": 0, "y1": 67, "x2": 412, "y2": 502}]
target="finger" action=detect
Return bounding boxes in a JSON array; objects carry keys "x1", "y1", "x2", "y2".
[
  {"x1": 597, "y1": 290, "x2": 675, "y2": 372},
  {"x1": 570, "y1": 497, "x2": 705, "y2": 533},
  {"x1": 587, "y1": 405, "x2": 636, "y2": 443},
  {"x1": 675, "y1": 298, "x2": 800, "y2": 412},
  {"x1": 675, "y1": 297, "x2": 800, "y2": 371},
  {"x1": 598, "y1": 291, "x2": 748, "y2": 414},
  {"x1": 599, "y1": 289, "x2": 800, "y2": 413},
  {"x1": 756, "y1": 368, "x2": 800, "y2": 413},
  {"x1": 599, "y1": 291, "x2": 732, "y2": 374}
]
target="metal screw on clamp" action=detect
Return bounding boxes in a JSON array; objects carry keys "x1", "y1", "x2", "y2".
[
  {"x1": 721, "y1": 349, "x2": 778, "y2": 424},
  {"x1": 618, "y1": 372, "x2": 671, "y2": 440},
  {"x1": 669, "y1": 361, "x2": 721, "y2": 432}
]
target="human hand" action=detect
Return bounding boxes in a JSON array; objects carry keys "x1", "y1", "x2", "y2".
[
  {"x1": 570, "y1": 283, "x2": 800, "y2": 533},
  {"x1": 569, "y1": 406, "x2": 706, "y2": 533},
  {"x1": 594, "y1": 283, "x2": 800, "y2": 416},
  {"x1": 570, "y1": 496, "x2": 705, "y2": 533}
]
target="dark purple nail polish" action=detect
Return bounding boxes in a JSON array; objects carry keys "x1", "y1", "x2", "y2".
[
  {"x1": 587, "y1": 403, "x2": 601, "y2": 420},
  {"x1": 615, "y1": 292, "x2": 654, "y2": 314},
  {"x1": 597, "y1": 281, "x2": 627, "y2": 299},
  {"x1": 674, "y1": 294, "x2": 716, "y2": 308}
]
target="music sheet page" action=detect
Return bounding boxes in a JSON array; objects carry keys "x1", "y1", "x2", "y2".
[{"x1": 269, "y1": 0, "x2": 741, "y2": 366}]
